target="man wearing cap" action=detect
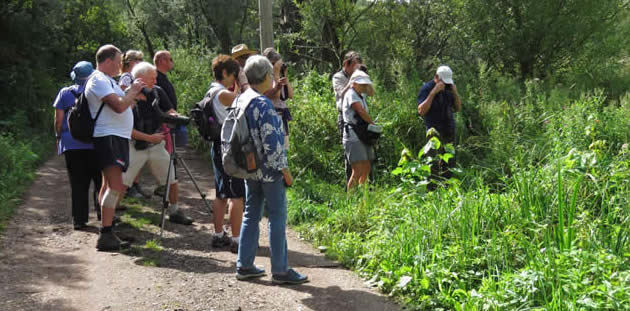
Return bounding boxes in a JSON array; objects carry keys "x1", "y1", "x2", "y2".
[
  {"x1": 417, "y1": 65, "x2": 462, "y2": 180},
  {"x1": 231, "y1": 44, "x2": 257, "y2": 93},
  {"x1": 53, "y1": 61, "x2": 103, "y2": 229}
]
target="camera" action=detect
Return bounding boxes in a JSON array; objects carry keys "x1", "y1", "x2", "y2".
[
  {"x1": 358, "y1": 64, "x2": 368, "y2": 74},
  {"x1": 145, "y1": 88, "x2": 190, "y2": 127},
  {"x1": 280, "y1": 63, "x2": 288, "y2": 78}
]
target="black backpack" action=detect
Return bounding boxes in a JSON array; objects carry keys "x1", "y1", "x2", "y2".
[
  {"x1": 67, "y1": 75, "x2": 108, "y2": 143},
  {"x1": 190, "y1": 83, "x2": 224, "y2": 142}
]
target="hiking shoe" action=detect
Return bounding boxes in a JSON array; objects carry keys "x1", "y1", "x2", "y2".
[
  {"x1": 154, "y1": 185, "x2": 166, "y2": 197},
  {"x1": 134, "y1": 183, "x2": 152, "y2": 199},
  {"x1": 73, "y1": 222, "x2": 87, "y2": 230},
  {"x1": 272, "y1": 268, "x2": 308, "y2": 285},
  {"x1": 96, "y1": 230, "x2": 130, "y2": 251},
  {"x1": 236, "y1": 266, "x2": 266, "y2": 280},
  {"x1": 169, "y1": 210, "x2": 193, "y2": 225},
  {"x1": 125, "y1": 185, "x2": 144, "y2": 199},
  {"x1": 211, "y1": 232, "x2": 231, "y2": 248},
  {"x1": 230, "y1": 240, "x2": 239, "y2": 254}
]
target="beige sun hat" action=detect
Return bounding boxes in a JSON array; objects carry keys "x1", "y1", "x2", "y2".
[{"x1": 231, "y1": 44, "x2": 258, "y2": 58}]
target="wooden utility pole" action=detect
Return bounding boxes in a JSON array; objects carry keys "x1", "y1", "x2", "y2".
[{"x1": 259, "y1": 0, "x2": 273, "y2": 50}]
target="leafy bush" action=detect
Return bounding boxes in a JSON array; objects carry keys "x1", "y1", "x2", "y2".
[{"x1": 0, "y1": 133, "x2": 51, "y2": 232}]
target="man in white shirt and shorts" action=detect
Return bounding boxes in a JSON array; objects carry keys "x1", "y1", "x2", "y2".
[{"x1": 85, "y1": 44, "x2": 145, "y2": 251}]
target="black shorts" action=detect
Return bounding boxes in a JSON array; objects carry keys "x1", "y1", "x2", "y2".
[
  {"x1": 93, "y1": 135, "x2": 130, "y2": 172},
  {"x1": 210, "y1": 140, "x2": 245, "y2": 199}
]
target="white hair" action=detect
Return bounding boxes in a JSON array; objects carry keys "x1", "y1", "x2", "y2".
[
  {"x1": 244, "y1": 55, "x2": 273, "y2": 85},
  {"x1": 131, "y1": 61, "x2": 156, "y2": 79}
]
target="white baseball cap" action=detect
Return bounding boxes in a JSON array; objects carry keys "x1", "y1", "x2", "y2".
[
  {"x1": 350, "y1": 70, "x2": 372, "y2": 85},
  {"x1": 436, "y1": 65, "x2": 454, "y2": 84}
]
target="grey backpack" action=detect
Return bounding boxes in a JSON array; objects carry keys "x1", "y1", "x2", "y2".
[{"x1": 221, "y1": 89, "x2": 261, "y2": 179}]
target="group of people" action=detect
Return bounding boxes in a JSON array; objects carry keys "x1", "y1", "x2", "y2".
[
  {"x1": 54, "y1": 43, "x2": 460, "y2": 285},
  {"x1": 332, "y1": 51, "x2": 462, "y2": 190},
  {"x1": 53, "y1": 43, "x2": 307, "y2": 284},
  {"x1": 54, "y1": 46, "x2": 194, "y2": 252}
]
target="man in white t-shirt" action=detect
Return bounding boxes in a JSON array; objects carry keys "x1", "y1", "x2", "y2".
[
  {"x1": 332, "y1": 51, "x2": 363, "y2": 186},
  {"x1": 85, "y1": 44, "x2": 145, "y2": 251}
]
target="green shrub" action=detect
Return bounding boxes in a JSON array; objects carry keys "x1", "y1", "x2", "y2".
[{"x1": 0, "y1": 133, "x2": 51, "y2": 232}]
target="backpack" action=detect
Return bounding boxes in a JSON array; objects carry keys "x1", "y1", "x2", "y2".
[
  {"x1": 190, "y1": 83, "x2": 224, "y2": 142},
  {"x1": 221, "y1": 89, "x2": 261, "y2": 179},
  {"x1": 67, "y1": 76, "x2": 106, "y2": 143}
]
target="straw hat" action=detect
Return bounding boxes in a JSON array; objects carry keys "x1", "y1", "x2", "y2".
[{"x1": 231, "y1": 44, "x2": 257, "y2": 58}]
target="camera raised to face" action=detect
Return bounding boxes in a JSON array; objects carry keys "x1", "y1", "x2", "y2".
[{"x1": 280, "y1": 63, "x2": 288, "y2": 77}]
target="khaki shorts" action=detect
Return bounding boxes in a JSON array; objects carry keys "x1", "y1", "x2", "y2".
[{"x1": 122, "y1": 140, "x2": 176, "y2": 187}]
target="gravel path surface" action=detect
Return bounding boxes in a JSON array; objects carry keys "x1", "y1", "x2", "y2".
[{"x1": 0, "y1": 147, "x2": 400, "y2": 311}]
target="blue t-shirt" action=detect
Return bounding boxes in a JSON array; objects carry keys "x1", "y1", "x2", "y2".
[
  {"x1": 52, "y1": 84, "x2": 94, "y2": 154},
  {"x1": 417, "y1": 80, "x2": 456, "y2": 136}
]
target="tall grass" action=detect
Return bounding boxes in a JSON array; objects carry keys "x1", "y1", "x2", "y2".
[
  {"x1": 286, "y1": 71, "x2": 630, "y2": 309},
  {"x1": 0, "y1": 133, "x2": 52, "y2": 233}
]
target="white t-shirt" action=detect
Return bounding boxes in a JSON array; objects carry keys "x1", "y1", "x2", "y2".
[
  {"x1": 332, "y1": 70, "x2": 349, "y2": 112},
  {"x1": 208, "y1": 82, "x2": 230, "y2": 124},
  {"x1": 85, "y1": 70, "x2": 133, "y2": 139},
  {"x1": 342, "y1": 88, "x2": 368, "y2": 142}
]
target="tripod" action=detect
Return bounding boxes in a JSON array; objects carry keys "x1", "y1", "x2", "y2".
[{"x1": 159, "y1": 124, "x2": 213, "y2": 238}]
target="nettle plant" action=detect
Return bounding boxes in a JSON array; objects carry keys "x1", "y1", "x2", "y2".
[{"x1": 392, "y1": 128, "x2": 460, "y2": 190}]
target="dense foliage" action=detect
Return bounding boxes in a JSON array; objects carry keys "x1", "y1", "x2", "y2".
[{"x1": 285, "y1": 71, "x2": 630, "y2": 309}]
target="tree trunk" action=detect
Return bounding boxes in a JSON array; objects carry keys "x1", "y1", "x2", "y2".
[{"x1": 259, "y1": 0, "x2": 273, "y2": 50}]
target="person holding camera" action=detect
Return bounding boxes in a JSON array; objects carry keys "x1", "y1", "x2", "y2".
[
  {"x1": 342, "y1": 70, "x2": 376, "y2": 190},
  {"x1": 235, "y1": 55, "x2": 307, "y2": 285},
  {"x1": 333, "y1": 51, "x2": 363, "y2": 185},
  {"x1": 53, "y1": 61, "x2": 102, "y2": 229},
  {"x1": 206, "y1": 55, "x2": 246, "y2": 252},
  {"x1": 86, "y1": 45, "x2": 145, "y2": 251},
  {"x1": 417, "y1": 65, "x2": 462, "y2": 181},
  {"x1": 262, "y1": 48, "x2": 294, "y2": 149},
  {"x1": 120, "y1": 62, "x2": 193, "y2": 225}
]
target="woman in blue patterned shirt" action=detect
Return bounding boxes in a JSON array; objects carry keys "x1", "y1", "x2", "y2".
[{"x1": 235, "y1": 55, "x2": 308, "y2": 285}]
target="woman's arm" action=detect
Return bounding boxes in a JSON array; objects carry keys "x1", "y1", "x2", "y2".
[
  {"x1": 351, "y1": 102, "x2": 373, "y2": 124},
  {"x1": 54, "y1": 109, "x2": 64, "y2": 137}
]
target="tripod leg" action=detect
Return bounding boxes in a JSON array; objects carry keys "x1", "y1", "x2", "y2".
[
  {"x1": 176, "y1": 157, "x2": 214, "y2": 216},
  {"x1": 160, "y1": 146, "x2": 175, "y2": 239}
]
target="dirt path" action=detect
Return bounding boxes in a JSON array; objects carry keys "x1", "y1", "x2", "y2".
[{"x1": 0, "y1": 148, "x2": 399, "y2": 311}]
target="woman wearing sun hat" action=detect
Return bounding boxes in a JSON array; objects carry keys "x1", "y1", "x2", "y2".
[
  {"x1": 342, "y1": 70, "x2": 376, "y2": 189},
  {"x1": 52, "y1": 61, "x2": 103, "y2": 229}
]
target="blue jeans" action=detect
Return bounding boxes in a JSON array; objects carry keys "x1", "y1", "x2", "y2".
[{"x1": 237, "y1": 178, "x2": 288, "y2": 274}]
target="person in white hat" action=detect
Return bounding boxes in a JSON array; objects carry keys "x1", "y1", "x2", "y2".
[
  {"x1": 231, "y1": 44, "x2": 258, "y2": 93},
  {"x1": 416, "y1": 65, "x2": 462, "y2": 182},
  {"x1": 342, "y1": 70, "x2": 376, "y2": 189},
  {"x1": 333, "y1": 51, "x2": 364, "y2": 186}
]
